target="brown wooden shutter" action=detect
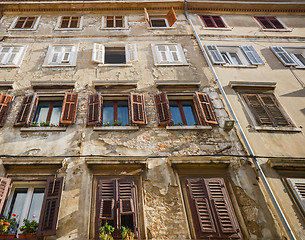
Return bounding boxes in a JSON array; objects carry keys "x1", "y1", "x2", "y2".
[
  {"x1": 194, "y1": 92, "x2": 218, "y2": 125},
  {"x1": 144, "y1": 8, "x2": 151, "y2": 27},
  {"x1": 87, "y1": 94, "x2": 101, "y2": 126},
  {"x1": 0, "y1": 177, "x2": 11, "y2": 215},
  {"x1": 0, "y1": 94, "x2": 13, "y2": 127},
  {"x1": 60, "y1": 93, "x2": 78, "y2": 125},
  {"x1": 154, "y1": 92, "x2": 173, "y2": 126},
  {"x1": 167, "y1": 7, "x2": 177, "y2": 27},
  {"x1": 130, "y1": 93, "x2": 147, "y2": 125},
  {"x1": 14, "y1": 94, "x2": 36, "y2": 126},
  {"x1": 37, "y1": 177, "x2": 64, "y2": 236}
]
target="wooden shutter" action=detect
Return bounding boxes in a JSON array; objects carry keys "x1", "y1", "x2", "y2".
[
  {"x1": 130, "y1": 93, "x2": 147, "y2": 125},
  {"x1": 194, "y1": 92, "x2": 218, "y2": 125},
  {"x1": 144, "y1": 8, "x2": 151, "y2": 27},
  {"x1": 60, "y1": 93, "x2": 78, "y2": 125},
  {"x1": 270, "y1": 46, "x2": 297, "y2": 66},
  {"x1": 125, "y1": 44, "x2": 138, "y2": 63},
  {"x1": 205, "y1": 45, "x2": 226, "y2": 64},
  {"x1": 14, "y1": 94, "x2": 37, "y2": 126},
  {"x1": 256, "y1": 16, "x2": 274, "y2": 29},
  {"x1": 92, "y1": 43, "x2": 105, "y2": 64},
  {"x1": 212, "y1": 16, "x2": 226, "y2": 28},
  {"x1": 154, "y1": 93, "x2": 173, "y2": 126},
  {"x1": 167, "y1": 8, "x2": 177, "y2": 27},
  {"x1": 37, "y1": 177, "x2": 64, "y2": 236},
  {"x1": 0, "y1": 94, "x2": 13, "y2": 127},
  {"x1": 87, "y1": 94, "x2": 101, "y2": 126},
  {"x1": 0, "y1": 177, "x2": 11, "y2": 215},
  {"x1": 241, "y1": 45, "x2": 264, "y2": 65},
  {"x1": 287, "y1": 178, "x2": 305, "y2": 214}
]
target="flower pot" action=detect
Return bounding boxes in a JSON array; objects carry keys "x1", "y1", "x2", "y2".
[
  {"x1": 0, "y1": 233, "x2": 15, "y2": 238},
  {"x1": 18, "y1": 233, "x2": 36, "y2": 238}
]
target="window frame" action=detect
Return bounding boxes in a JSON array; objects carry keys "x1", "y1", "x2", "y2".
[
  {"x1": 285, "y1": 178, "x2": 305, "y2": 217},
  {"x1": 55, "y1": 16, "x2": 83, "y2": 31},
  {"x1": 151, "y1": 43, "x2": 188, "y2": 66},
  {"x1": 271, "y1": 46, "x2": 305, "y2": 69},
  {"x1": 102, "y1": 97, "x2": 130, "y2": 126},
  {"x1": 9, "y1": 16, "x2": 41, "y2": 31},
  {"x1": 101, "y1": 15, "x2": 128, "y2": 29},
  {"x1": 144, "y1": 7, "x2": 177, "y2": 29},
  {"x1": 199, "y1": 14, "x2": 231, "y2": 30},
  {"x1": 254, "y1": 16, "x2": 290, "y2": 31},
  {"x1": 43, "y1": 44, "x2": 78, "y2": 67},
  {"x1": 0, "y1": 45, "x2": 27, "y2": 67}
]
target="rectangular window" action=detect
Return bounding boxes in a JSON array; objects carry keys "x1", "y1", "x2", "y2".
[
  {"x1": 150, "y1": 18, "x2": 168, "y2": 27},
  {"x1": 34, "y1": 100, "x2": 63, "y2": 126},
  {"x1": 169, "y1": 100, "x2": 198, "y2": 126},
  {"x1": 152, "y1": 44, "x2": 187, "y2": 65},
  {"x1": 105, "y1": 47, "x2": 126, "y2": 64},
  {"x1": 0, "y1": 45, "x2": 27, "y2": 67},
  {"x1": 103, "y1": 100, "x2": 129, "y2": 126},
  {"x1": 200, "y1": 15, "x2": 226, "y2": 28},
  {"x1": 43, "y1": 45, "x2": 77, "y2": 67},
  {"x1": 10, "y1": 16, "x2": 40, "y2": 30},
  {"x1": 105, "y1": 16, "x2": 124, "y2": 28},
  {"x1": 144, "y1": 8, "x2": 177, "y2": 28},
  {"x1": 270, "y1": 46, "x2": 305, "y2": 68},
  {"x1": 255, "y1": 16, "x2": 285, "y2": 29},
  {"x1": 56, "y1": 16, "x2": 83, "y2": 30}
]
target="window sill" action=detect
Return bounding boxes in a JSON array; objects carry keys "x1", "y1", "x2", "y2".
[
  {"x1": 20, "y1": 126, "x2": 67, "y2": 132},
  {"x1": 8, "y1": 28, "x2": 38, "y2": 31},
  {"x1": 154, "y1": 63, "x2": 189, "y2": 66},
  {"x1": 147, "y1": 27, "x2": 176, "y2": 30},
  {"x1": 42, "y1": 64, "x2": 76, "y2": 67},
  {"x1": 93, "y1": 126, "x2": 139, "y2": 131},
  {"x1": 260, "y1": 28, "x2": 292, "y2": 32},
  {"x1": 254, "y1": 126, "x2": 302, "y2": 132},
  {"x1": 222, "y1": 64, "x2": 257, "y2": 68},
  {"x1": 166, "y1": 125, "x2": 212, "y2": 130},
  {"x1": 294, "y1": 66, "x2": 305, "y2": 69},
  {"x1": 202, "y1": 27, "x2": 233, "y2": 31},
  {"x1": 0, "y1": 65, "x2": 20, "y2": 68},
  {"x1": 97, "y1": 63, "x2": 133, "y2": 67},
  {"x1": 100, "y1": 27, "x2": 130, "y2": 30},
  {"x1": 54, "y1": 28, "x2": 83, "y2": 31}
]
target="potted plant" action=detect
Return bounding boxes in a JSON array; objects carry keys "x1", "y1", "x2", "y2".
[
  {"x1": 112, "y1": 120, "x2": 122, "y2": 126},
  {"x1": 121, "y1": 226, "x2": 134, "y2": 240},
  {"x1": 99, "y1": 222, "x2": 114, "y2": 240},
  {"x1": 18, "y1": 216, "x2": 38, "y2": 238},
  {"x1": 0, "y1": 214, "x2": 17, "y2": 239}
]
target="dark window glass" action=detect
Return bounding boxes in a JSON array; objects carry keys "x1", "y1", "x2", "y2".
[
  {"x1": 105, "y1": 47, "x2": 126, "y2": 64},
  {"x1": 103, "y1": 100, "x2": 129, "y2": 126},
  {"x1": 151, "y1": 19, "x2": 167, "y2": 27},
  {"x1": 34, "y1": 101, "x2": 62, "y2": 125},
  {"x1": 170, "y1": 100, "x2": 197, "y2": 125}
]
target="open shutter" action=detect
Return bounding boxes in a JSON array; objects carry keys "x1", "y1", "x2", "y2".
[
  {"x1": 156, "y1": 45, "x2": 169, "y2": 63},
  {"x1": 270, "y1": 46, "x2": 297, "y2": 66},
  {"x1": 167, "y1": 8, "x2": 177, "y2": 27},
  {"x1": 0, "y1": 94, "x2": 13, "y2": 127},
  {"x1": 60, "y1": 93, "x2": 78, "y2": 125},
  {"x1": 0, "y1": 177, "x2": 11, "y2": 215},
  {"x1": 144, "y1": 8, "x2": 151, "y2": 27},
  {"x1": 87, "y1": 94, "x2": 101, "y2": 126},
  {"x1": 92, "y1": 43, "x2": 105, "y2": 64},
  {"x1": 205, "y1": 45, "x2": 226, "y2": 64},
  {"x1": 287, "y1": 178, "x2": 305, "y2": 213},
  {"x1": 194, "y1": 92, "x2": 218, "y2": 125},
  {"x1": 212, "y1": 16, "x2": 226, "y2": 28},
  {"x1": 14, "y1": 94, "x2": 36, "y2": 126},
  {"x1": 241, "y1": 45, "x2": 264, "y2": 65},
  {"x1": 37, "y1": 177, "x2": 64, "y2": 236},
  {"x1": 154, "y1": 92, "x2": 173, "y2": 126},
  {"x1": 130, "y1": 93, "x2": 147, "y2": 125},
  {"x1": 125, "y1": 44, "x2": 138, "y2": 63}
]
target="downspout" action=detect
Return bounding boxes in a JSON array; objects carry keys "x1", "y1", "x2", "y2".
[{"x1": 183, "y1": 1, "x2": 296, "y2": 240}]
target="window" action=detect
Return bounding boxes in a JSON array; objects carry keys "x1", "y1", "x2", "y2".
[
  {"x1": 152, "y1": 44, "x2": 187, "y2": 65},
  {"x1": 255, "y1": 16, "x2": 285, "y2": 30},
  {"x1": 286, "y1": 178, "x2": 305, "y2": 215},
  {"x1": 95, "y1": 178, "x2": 140, "y2": 239},
  {"x1": 154, "y1": 92, "x2": 218, "y2": 126},
  {"x1": 200, "y1": 15, "x2": 226, "y2": 28},
  {"x1": 205, "y1": 45, "x2": 264, "y2": 66},
  {"x1": 43, "y1": 45, "x2": 77, "y2": 67},
  {"x1": 144, "y1": 7, "x2": 177, "y2": 28},
  {"x1": 92, "y1": 43, "x2": 138, "y2": 65},
  {"x1": 56, "y1": 16, "x2": 83, "y2": 30},
  {"x1": 87, "y1": 93, "x2": 147, "y2": 126},
  {"x1": 0, "y1": 177, "x2": 63, "y2": 236},
  {"x1": 184, "y1": 177, "x2": 242, "y2": 239},
  {"x1": 14, "y1": 93, "x2": 78, "y2": 127},
  {"x1": 102, "y1": 16, "x2": 127, "y2": 28},
  {"x1": 9, "y1": 16, "x2": 40, "y2": 30},
  {"x1": 271, "y1": 46, "x2": 305, "y2": 68},
  {"x1": 0, "y1": 45, "x2": 27, "y2": 67},
  {"x1": 0, "y1": 94, "x2": 13, "y2": 127}
]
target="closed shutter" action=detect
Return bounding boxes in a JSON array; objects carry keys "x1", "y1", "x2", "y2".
[
  {"x1": 270, "y1": 46, "x2": 297, "y2": 66},
  {"x1": 87, "y1": 93, "x2": 101, "y2": 126},
  {"x1": 268, "y1": 17, "x2": 284, "y2": 29},
  {"x1": 125, "y1": 44, "x2": 138, "y2": 63},
  {"x1": 0, "y1": 177, "x2": 11, "y2": 215},
  {"x1": 167, "y1": 8, "x2": 177, "y2": 27},
  {"x1": 0, "y1": 94, "x2": 13, "y2": 127},
  {"x1": 194, "y1": 92, "x2": 218, "y2": 125},
  {"x1": 256, "y1": 16, "x2": 274, "y2": 29},
  {"x1": 0, "y1": 46, "x2": 25, "y2": 66},
  {"x1": 144, "y1": 8, "x2": 151, "y2": 27},
  {"x1": 130, "y1": 93, "x2": 147, "y2": 125},
  {"x1": 37, "y1": 177, "x2": 64, "y2": 236},
  {"x1": 154, "y1": 92, "x2": 173, "y2": 126},
  {"x1": 14, "y1": 94, "x2": 37, "y2": 126},
  {"x1": 287, "y1": 178, "x2": 305, "y2": 214},
  {"x1": 200, "y1": 15, "x2": 215, "y2": 27},
  {"x1": 241, "y1": 45, "x2": 264, "y2": 65},
  {"x1": 168, "y1": 45, "x2": 180, "y2": 63},
  {"x1": 212, "y1": 16, "x2": 226, "y2": 28},
  {"x1": 205, "y1": 45, "x2": 226, "y2": 64},
  {"x1": 60, "y1": 93, "x2": 78, "y2": 125},
  {"x1": 155, "y1": 45, "x2": 169, "y2": 63},
  {"x1": 92, "y1": 43, "x2": 105, "y2": 64}
]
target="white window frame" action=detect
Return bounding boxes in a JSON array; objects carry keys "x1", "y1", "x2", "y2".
[
  {"x1": 43, "y1": 45, "x2": 78, "y2": 67},
  {"x1": 198, "y1": 14, "x2": 232, "y2": 31},
  {"x1": 55, "y1": 16, "x2": 83, "y2": 31},
  {"x1": 149, "y1": 18, "x2": 169, "y2": 28},
  {"x1": 151, "y1": 44, "x2": 188, "y2": 66},
  {"x1": 0, "y1": 45, "x2": 27, "y2": 67},
  {"x1": 101, "y1": 16, "x2": 128, "y2": 30},
  {"x1": 92, "y1": 43, "x2": 138, "y2": 66},
  {"x1": 253, "y1": 16, "x2": 291, "y2": 32},
  {"x1": 9, "y1": 16, "x2": 41, "y2": 31},
  {"x1": 286, "y1": 178, "x2": 305, "y2": 215},
  {"x1": 271, "y1": 46, "x2": 305, "y2": 68}
]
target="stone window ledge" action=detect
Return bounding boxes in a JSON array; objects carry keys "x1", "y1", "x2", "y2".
[
  {"x1": 222, "y1": 64, "x2": 257, "y2": 68},
  {"x1": 20, "y1": 127, "x2": 67, "y2": 132},
  {"x1": 254, "y1": 126, "x2": 302, "y2": 132},
  {"x1": 166, "y1": 125, "x2": 212, "y2": 130},
  {"x1": 93, "y1": 126, "x2": 139, "y2": 131}
]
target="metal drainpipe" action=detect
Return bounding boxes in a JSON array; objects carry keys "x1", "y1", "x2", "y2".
[{"x1": 183, "y1": 1, "x2": 296, "y2": 239}]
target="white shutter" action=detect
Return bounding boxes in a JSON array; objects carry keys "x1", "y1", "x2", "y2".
[
  {"x1": 287, "y1": 178, "x2": 305, "y2": 213},
  {"x1": 241, "y1": 45, "x2": 264, "y2": 65},
  {"x1": 0, "y1": 46, "x2": 25, "y2": 66},
  {"x1": 156, "y1": 45, "x2": 169, "y2": 63},
  {"x1": 270, "y1": 46, "x2": 297, "y2": 66},
  {"x1": 92, "y1": 43, "x2": 105, "y2": 64},
  {"x1": 168, "y1": 45, "x2": 180, "y2": 62},
  {"x1": 0, "y1": 47, "x2": 13, "y2": 64},
  {"x1": 205, "y1": 45, "x2": 226, "y2": 64},
  {"x1": 125, "y1": 43, "x2": 138, "y2": 63}
]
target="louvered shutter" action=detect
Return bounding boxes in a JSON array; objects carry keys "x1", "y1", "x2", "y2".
[
  {"x1": 154, "y1": 93, "x2": 173, "y2": 126},
  {"x1": 268, "y1": 17, "x2": 284, "y2": 29},
  {"x1": 60, "y1": 93, "x2": 78, "y2": 125},
  {"x1": 256, "y1": 16, "x2": 273, "y2": 29},
  {"x1": 241, "y1": 45, "x2": 264, "y2": 65},
  {"x1": 270, "y1": 46, "x2": 297, "y2": 66},
  {"x1": 212, "y1": 16, "x2": 226, "y2": 28},
  {"x1": 0, "y1": 177, "x2": 11, "y2": 215},
  {"x1": 205, "y1": 45, "x2": 226, "y2": 64},
  {"x1": 87, "y1": 94, "x2": 101, "y2": 126},
  {"x1": 14, "y1": 94, "x2": 36, "y2": 126},
  {"x1": 92, "y1": 43, "x2": 105, "y2": 64},
  {"x1": 130, "y1": 93, "x2": 147, "y2": 125},
  {"x1": 144, "y1": 8, "x2": 151, "y2": 27},
  {"x1": 287, "y1": 178, "x2": 305, "y2": 213},
  {"x1": 201, "y1": 15, "x2": 215, "y2": 27},
  {"x1": 168, "y1": 45, "x2": 180, "y2": 63},
  {"x1": 37, "y1": 177, "x2": 64, "y2": 236},
  {"x1": 125, "y1": 44, "x2": 138, "y2": 63},
  {"x1": 167, "y1": 8, "x2": 177, "y2": 27},
  {"x1": 194, "y1": 92, "x2": 218, "y2": 125},
  {"x1": 0, "y1": 94, "x2": 13, "y2": 127}
]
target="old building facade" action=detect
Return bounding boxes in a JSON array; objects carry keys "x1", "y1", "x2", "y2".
[{"x1": 0, "y1": 0, "x2": 304, "y2": 239}]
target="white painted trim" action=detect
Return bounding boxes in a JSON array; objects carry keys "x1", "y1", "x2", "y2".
[
  {"x1": 94, "y1": 126, "x2": 139, "y2": 131},
  {"x1": 54, "y1": 16, "x2": 84, "y2": 31},
  {"x1": 8, "y1": 16, "x2": 41, "y2": 31}
]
